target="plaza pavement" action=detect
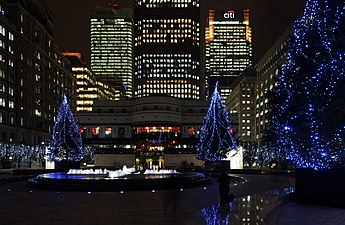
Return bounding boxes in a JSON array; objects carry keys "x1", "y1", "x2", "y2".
[{"x1": 0, "y1": 171, "x2": 344, "y2": 225}]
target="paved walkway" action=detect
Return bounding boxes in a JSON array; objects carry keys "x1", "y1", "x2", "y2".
[
  {"x1": 0, "y1": 172, "x2": 344, "y2": 224},
  {"x1": 266, "y1": 202, "x2": 345, "y2": 225}
]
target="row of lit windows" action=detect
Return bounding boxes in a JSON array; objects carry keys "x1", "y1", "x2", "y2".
[
  {"x1": 137, "y1": 86, "x2": 198, "y2": 93},
  {"x1": 83, "y1": 127, "x2": 128, "y2": 136},
  {"x1": 0, "y1": 97, "x2": 14, "y2": 108},
  {"x1": 91, "y1": 31, "x2": 132, "y2": 36},
  {"x1": 208, "y1": 61, "x2": 250, "y2": 66},
  {"x1": 142, "y1": 18, "x2": 193, "y2": 23},
  {"x1": 141, "y1": 83, "x2": 193, "y2": 89},
  {"x1": 134, "y1": 126, "x2": 181, "y2": 133},
  {"x1": 142, "y1": 79, "x2": 192, "y2": 84},
  {"x1": 142, "y1": 23, "x2": 193, "y2": 28},
  {"x1": 0, "y1": 113, "x2": 16, "y2": 126},
  {"x1": 92, "y1": 62, "x2": 132, "y2": 67},
  {"x1": 136, "y1": 92, "x2": 199, "y2": 99},
  {"x1": 144, "y1": 3, "x2": 191, "y2": 8},
  {"x1": 138, "y1": 54, "x2": 192, "y2": 59},
  {"x1": 214, "y1": 26, "x2": 246, "y2": 30},
  {"x1": 207, "y1": 46, "x2": 250, "y2": 51},
  {"x1": 138, "y1": 0, "x2": 198, "y2": 4},
  {"x1": 139, "y1": 64, "x2": 191, "y2": 69},
  {"x1": 137, "y1": 74, "x2": 199, "y2": 80},
  {"x1": 142, "y1": 29, "x2": 196, "y2": 35},
  {"x1": 209, "y1": 49, "x2": 251, "y2": 54},
  {"x1": 91, "y1": 20, "x2": 132, "y2": 26},
  {"x1": 142, "y1": 34, "x2": 192, "y2": 39},
  {"x1": 0, "y1": 24, "x2": 13, "y2": 40}
]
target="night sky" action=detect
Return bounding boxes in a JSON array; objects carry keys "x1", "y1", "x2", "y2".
[{"x1": 46, "y1": 0, "x2": 307, "y2": 65}]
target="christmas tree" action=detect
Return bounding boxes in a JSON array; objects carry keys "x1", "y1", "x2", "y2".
[
  {"x1": 196, "y1": 82, "x2": 237, "y2": 161},
  {"x1": 48, "y1": 95, "x2": 84, "y2": 162},
  {"x1": 271, "y1": 0, "x2": 345, "y2": 170}
]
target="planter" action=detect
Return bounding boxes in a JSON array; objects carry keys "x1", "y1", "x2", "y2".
[{"x1": 295, "y1": 168, "x2": 345, "y2": 208}]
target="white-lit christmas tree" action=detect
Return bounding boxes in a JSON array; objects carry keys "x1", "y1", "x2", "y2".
[
  {"x1": 271, "y1": 0, "x2": 345, "y2": 170},
  {"x1": 196, "y1": 82, "x2": 237, "y2": 161},
  {"x1": 48, "y1": 94, "x2": 83, "y2": 162}
]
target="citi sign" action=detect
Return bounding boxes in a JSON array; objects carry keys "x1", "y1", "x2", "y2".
[{"x1": 224, "y1": 10, "x2": 235, "y2": 19}]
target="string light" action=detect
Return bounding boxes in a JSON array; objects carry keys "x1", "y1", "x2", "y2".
[
  {"x1": 196, "y1": 82, "x2": 237, "y2": 161},
  {"x1": 48, "y1": 94, "x2": 84, "y2": 162},
  {"x1": 271, "y1": 0, "x2": 345, "y2": 170}
]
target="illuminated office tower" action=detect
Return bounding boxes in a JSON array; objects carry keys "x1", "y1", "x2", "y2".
[
  {"x1": 205, "y1": 9, "x2": 252, "y2": 99},
  {"x1": 134, "y1": 0, "x2": 200, "y2": 99},
  {"x1": 63, "y1": 53, "x2": 121, "y2": 112},
  {"x1": 90, "y1": 6, "x2": 133, "y2": 99}
]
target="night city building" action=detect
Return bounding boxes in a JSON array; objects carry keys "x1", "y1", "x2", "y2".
[
  {"x1": 76, "y1": 96, "x2": 208, "y2": 169},
  {"x1": 205, "y1": 9, "x2": 252, "y2": 99},
  {"x1": 0, "y1": 0, "x2": 76, "y2": 145},
  {"x1": 90, "y1": 6, "x2": 134, "y2": 99},
  {"x1": 134, "y1": 0, "x2": 201, "y2": 99},
  {"x1": 63, "y1": 52, "x2": 122, "y2": 112},
  {"x1": 254, "y1": 27, "x2": 293, "y2": 141},
  {"x1": 225, "y1": 67, "x2": 256, "y2": 142}
]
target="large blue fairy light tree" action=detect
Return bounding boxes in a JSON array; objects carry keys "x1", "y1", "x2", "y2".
[
  {"x1": 48, "y1": 94, "x2": 84, "y2": 162},
  {"x1": 196, "y1": 82, "x2": 237, "y2": 161},
  {"x1": 271, "y1": 0, "x2": 345, "y2": 170}
]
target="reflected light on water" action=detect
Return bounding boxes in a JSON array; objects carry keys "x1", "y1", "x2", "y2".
[{"x1": 201, "y1": 187, "x2": 295, "y2": 225}]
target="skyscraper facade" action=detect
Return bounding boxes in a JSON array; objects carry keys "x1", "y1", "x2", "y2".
[
  {"x1": 0, "y1": 0, "x2": 76, "y2": 145},
  {"x1": 205, "y1": 9, "x2": 252, "y2": 99},
  {"x1": 63, "y1": 53, "x2": 121, "y2": 112},
  {"x1": 254, "y1": 27, "x2": 293, "y2": 141},
  {"x1": 90, "y1": 6, "x2": 133, "y2": 99},
  {"x1": 134, "y1": 0, "x2": 200, "y2": 99}
]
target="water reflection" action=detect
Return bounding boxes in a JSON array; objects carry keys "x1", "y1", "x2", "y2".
[
  {"x1": 201, "y1": 202, "x2": 233, "y2": 225},
  {"x1": 201, "y1": 187, "x2": 294, "y2": 225}
]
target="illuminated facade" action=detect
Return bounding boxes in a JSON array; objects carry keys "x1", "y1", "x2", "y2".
[
  {"x1": 254, "y1": 27, "x2": 293, "y2": 141},
  {"x1": 76, "y1": 96, "x2": 208, "y2": 169},
  {"x1": 90, "y1": 6, "x2": 133, "y2": 99},
  {"x1": 205, "y1": 9, "x2": 252, "y2": 99},
  {"x1": 225, "y1": 67, "x2": 256, "y2": 142},
  {"x1": 134, "y1": 0, "x2": 201, "y2": 99},
  {"x1": 0, "y1": 0, "x2": 76, "y2": 145},
  {"x1": 64, "y1": 53, "x2": 122, "y2": 112}
]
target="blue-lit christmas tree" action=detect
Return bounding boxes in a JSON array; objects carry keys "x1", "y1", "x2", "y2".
[
  {"x1": 48, "y1": 94, "x2": 84, "y2": 162},
  {"x1": 196, "y1": 82, "x2": 237, "y2": 161},
  {"x1": 271, "y1": 0, "x2": 345, "y2": 170}
]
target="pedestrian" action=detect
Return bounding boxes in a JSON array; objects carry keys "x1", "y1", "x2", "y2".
[{"x1": 217, "y1": 170, "x2": 230, "y2": 204}]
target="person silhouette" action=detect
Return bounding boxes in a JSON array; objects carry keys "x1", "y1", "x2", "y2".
[{"x1": 217, "y1": 171, "x2": 230, "y2": 204}]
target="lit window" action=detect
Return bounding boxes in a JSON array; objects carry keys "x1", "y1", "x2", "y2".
[
  {"x1": 188, "y1": 127, "x2": 195, "y2": 137},
  {"x1": 92, "y1": 127, "x2": 99, "y2": 135},
  {"x1": 105, "y1": 127, "x2": 112, "y2": 135}
]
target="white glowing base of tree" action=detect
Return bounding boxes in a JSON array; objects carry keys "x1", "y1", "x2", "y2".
[
  {"x1": 223, "y1": 146, "x2": 243, "y2": 169},
  {"x1": 45, "y1": 161, "x2": 55, "y2": 169},
  {"x1": 67, "y1": 165, "x2": 180, "y2": 178},
  {"x1": 144, "y1": 169, "x2": 179, "y2": 175}
]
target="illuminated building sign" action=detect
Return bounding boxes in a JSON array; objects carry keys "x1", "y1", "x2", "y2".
[
  {"x1": 224, "y1": 10, "x2": 235, "y2": 19},
  {"x1": 136, "y1": 151, "x2": 164, "y2": 158}
]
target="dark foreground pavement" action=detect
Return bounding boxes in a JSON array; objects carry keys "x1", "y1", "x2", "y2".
[
  {"x1": 1, "y1": 173, "x2": 344, "y2": 225},
  {"x1": 0, "y1": 173, "x2": 293, "y2": 225}
]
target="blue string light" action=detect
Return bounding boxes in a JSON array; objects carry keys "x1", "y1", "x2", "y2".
[
  {"x1": 48, "y1": 94, "x2": 84, "y2": 162},
  {"x1": 196, "y1": 82, "x2": 237, "y2": 161},
  {"x1": 271, "y1": 0, "x2": 345, "y2": 170}
]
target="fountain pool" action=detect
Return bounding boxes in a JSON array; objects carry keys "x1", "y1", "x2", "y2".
[{"x1": 28, "y1": 166, "x2": 210, "y2": 191}]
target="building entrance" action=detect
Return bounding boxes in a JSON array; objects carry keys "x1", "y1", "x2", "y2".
[{"x1": 135, "y1": 151, "x2": 164, "y2": 171}]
